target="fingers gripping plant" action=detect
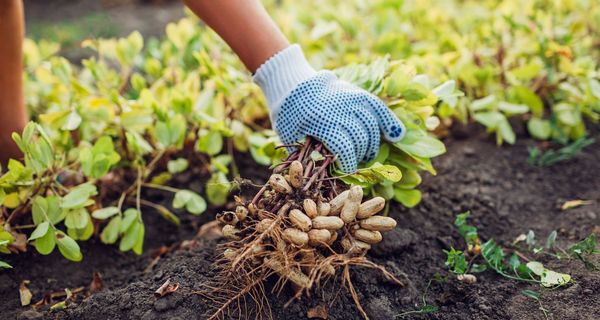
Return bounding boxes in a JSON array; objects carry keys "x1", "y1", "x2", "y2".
[{"x1": 205, "y1": 138, "x2": 405, "y2": 319}]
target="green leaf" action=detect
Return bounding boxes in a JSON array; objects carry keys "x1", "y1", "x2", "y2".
[
  {"x1": 590, "y1": 78, "x2": 600, "y2": 100},
  {"x1": 395, "y1": 169, "x2": 422, "y2": 189},
  {"x1": 470, "y1": 95, "x2": 496, "y2": 112},
  {"x1": 481, "y1": 239, "x2": 505, "y2": 270},
  {"x1": 454, "y1": 212, "x2": 478, "y2": 246},
  {"x1": 56, "y1": 232, "x2": 83, "y2": 262},
  {"x1": 473, "y1": 111, "x2": 504, "y2": 128},
  {"x1": 546, "y1": 230, "x2": 557, "y2": 249},
  {"x1": 508, "y1": 254, "x2": 521, "y2": 270},
  {"x1": 167, "y1": 158, "x2": 189, "y2": 174},
  {"x1": 29, "y1": 222, "x2": 50, "y2": 241},
  {"x1": 155, "y1": 116, "x2": 186, "y2": 148},
  {"x1": 119, "y1": 209, "x2": 139, "y2": 233},
  {"x1": 526, "y1": 261, "x2": 571, "y2": 287},
  {"x1": 92, "y1": 207, "x2": 120, "y2": 220},
  {"x1": 351, "y1": 163, "x2": 402, "y2": 184},
  {"x1": 34, "y1": 227, "x2": 56, "y2": 255},
  {"x1": 371, "y1": 164, "x2": 403, "y2": 182},
  {"x1": 206, "y1": 172, "x2": 230, "y2": 206},
  {"x1": 511, "y1": 63, "x2": 542, "y2": 80},
  {"x1": 132, "y1": 223, "x2": 145, "y2": 255},
  {"x1": 61, "y1": 184, "x2": 97, "y2": 209},
  {"x1": 61, "y1": 111, "x2": 82, "y2": 131},
  {"x1": 196, "y1": 130, "x2": 223, "y2": 156},
  {"x1": 0, "y1": 260, "x2": 11, "y2": 269},
  {"x1": 173, "y1": 190, "x2": 207, "y2": 215},
  {"x1": 32, "y1": 196, "x2": 47, "y2": 225},
  {"x1": 393, "y1": 188, "x2": 422, "y2": 208},
  {"x1": 540, "y1": 269, "x2": 571, "y2": 287},
  {"x1": 68, "y1": 218, "x2": 94, "y2": 241},
  {"x1": 401, "y1": 83, "x2": 429, "y2": 101},
  {"x1": 498, "y1": 101, "x2": 529, "y2": 115},
  {"x1": 511, "y1": 86, "x2": 543, "y2": 116},
  {"x1": 444, "y1": 247, "x2": 467, "y2": 274},
  {"x1": 373, "y1": 182, "x2": 395, "y2": 200},
  {"x1": 470, "y1": 264, "x2": 487, "y2": 273},
  {"x1": 125, "y1": 131, "x2": 153, "y2": 156},
  {"x1": 527, "y1": 118, "x2": 551, "y2": 140},
  {"x1": 100, "y1": 216, "x2": 121, "y2": 244},
  {"x1": 394, "y1": 130, "x2": 446, "y2": 158},
  {"x1": 119, "y1": 221, "x2": 141, "y2": 252},
  {"x1": 65, "y1": 208, "x2": 90, "y2": 230},
  {"x1": 521, "y1": 290, "x2": 540, "y2": 300},
  {"x1": 497, "y1": 118, "x2": 516, "y2": 144}
]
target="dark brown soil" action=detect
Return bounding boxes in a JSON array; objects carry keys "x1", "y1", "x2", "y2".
[{"x1": 2, "y1": 126, "x2": 600, "y2": 320}]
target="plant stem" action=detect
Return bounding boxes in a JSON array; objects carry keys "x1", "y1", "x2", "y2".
[{"x1": 142, "y1": 183, "x2": 181, "y2": 194}]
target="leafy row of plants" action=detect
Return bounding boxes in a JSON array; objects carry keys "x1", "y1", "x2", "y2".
[
  {"x1": 1, "y1": 13, "x2": 450, "y2": 264},
  {"x1": 273, "y1": 0, "x2": 600, "y2": 145}
]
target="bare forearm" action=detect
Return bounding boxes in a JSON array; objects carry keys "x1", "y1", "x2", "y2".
[
  {"x1": 184, "y1": 0, "x2": 289, "y2": 73},
  {"x1": 0, "y1": 0, "x2": 27, "y2": 163}
]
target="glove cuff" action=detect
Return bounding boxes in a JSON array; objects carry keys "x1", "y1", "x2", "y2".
[{"x1": 253, "y1": 44, "x2": 316, "y2": 122}]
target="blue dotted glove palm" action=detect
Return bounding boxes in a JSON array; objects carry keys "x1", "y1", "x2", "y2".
[
  {"x1": 254, "y1": 45, "x2": 405, "y2": 173},
  {"x1": 276, "y1": 71, "x2": 405, "y2": 172}
]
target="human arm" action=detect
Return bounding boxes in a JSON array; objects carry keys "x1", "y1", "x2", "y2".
[
  {"x1": 185, "y1": 0, "x2": 406, "y2": 172},
  {"x1": 0, "y1": 0, "x2": 27, "y2": 165}
]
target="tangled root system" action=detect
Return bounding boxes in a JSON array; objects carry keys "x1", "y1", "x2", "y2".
[{"x1": 200, "y1": 138, "x2": 405, "y2": 320}]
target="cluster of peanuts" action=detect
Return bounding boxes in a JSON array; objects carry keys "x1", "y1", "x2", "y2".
[{"x1": 217, "y1": 160, "x2": 397, "y2": 255}]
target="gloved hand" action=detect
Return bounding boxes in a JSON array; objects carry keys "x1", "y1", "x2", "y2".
[{"x1": 254, "y1": 45, "x2": 405, "y2": 173}]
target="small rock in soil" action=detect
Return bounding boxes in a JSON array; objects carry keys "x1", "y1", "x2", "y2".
[
  {"x1": 153, "y1": 293, "x2": 183, "y2": 312},
  {"x1": 17, "y1": 310, "x2": 44, "y2": 320},
  {"x1": 153, "y1": 270, "x2": 165, "y2": 280},
  {"x1": 119, "y1": 293, "x2": 133, "y2": 310},
  {"x1": 463, "y1": 146, "x2": 475, "y2": 157},
  {"x1": 365, "y1": 295, "x2": 395, "y2": 320},
  {"x1": 370, "y1": 228, "x2": 418, "y2": 257}
]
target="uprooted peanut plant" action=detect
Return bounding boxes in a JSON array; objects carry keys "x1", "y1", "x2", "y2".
[{"x1": 204, "y1": 138, "x2": 404, "y2": 319}]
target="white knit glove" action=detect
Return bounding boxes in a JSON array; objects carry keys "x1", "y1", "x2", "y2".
[{"x1": 254, "y1": 45, "x2": 405, "y2": 173}]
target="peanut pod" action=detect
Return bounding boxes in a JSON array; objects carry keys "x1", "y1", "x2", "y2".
[
  {"x1": 357, "y1": 197, "x2": 385, "y2": 219},
  {"x1": 289, "y1": 209, "x2": 312, "y2": 232},
  {"x1": 283, "y1": 228, "x2": 309, "y2": 246},
  {"x1": 348, "y1": 185, "x2": 364, "y2": 203},
  {"x1": 303, "y1": 199, "x2": 318, "y2": 218},
  {"x1": 317, "y1": 202, "x2": 331, "y2": 216},
  {"x1": 222, "y1": 225, "x2": 241, "y2": 240},
  {"x1": 340, "y1": 202, "x2": 359, "y2": 223},
  {"x1": 329, "y1": 190, "x2": 349, "y2": 215},
  {"x1": 248, "y1": 203, "x2": 258, "y2": 216},
  {"x1": 359, "y1": 216, "x2": 397, "y2": 232},
  {"x1": 312, "y1": 216, "x2": 344, "y2": 230},
  {"x1": 308, "y1": 229, "x2": 331, "y2": 247},
  {"x1": 223, "y1": 248, "x2": 237, "y2": 260},
  {"x1": 269, "y1": 174, "x2": 292, "y2": 194},
  {"x1": 288, "y1": 160, "x2": 304, "y2": 188},
  {"x1": 353, "y1": 229, "x2": 382, "y2": 244},
  {"x1": 235, "y1": 206, "x2": 248, "y2": 221},
  {"x1": 341, "y1": 238, "x2": 371, "y2": 252},
  {"x1": 216, "y1": 211, "x2": 239, "y2": 225},
  {"x1": 264, "y1": 258, "x2": 310, "y2": 288},
  {"x1": 256, "y1": 218, "x2": 275, "y2": 233}
]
